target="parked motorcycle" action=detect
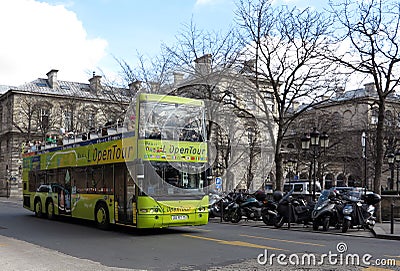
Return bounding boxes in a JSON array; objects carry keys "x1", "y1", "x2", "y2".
[
  {"x1": 261, "y1": 192, "x2": 280, "y2": 226},
  {"x1": 274, "y1": 189, "x2": 315, "y2": 228},
  {"x1": 208, "y1": 191, "x2": 236, "y2": 221},
  {"x1": 341, "y1": 189, "x2": 381, "y2": 233},
  {"x1": 312, "y1": 189, "x2": 343, "y2": 231},
  {"x1": 230, "y1": 191, "x2": 268, "y2": 223}
]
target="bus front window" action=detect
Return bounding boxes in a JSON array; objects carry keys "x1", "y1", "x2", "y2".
[{"x1": 139, "y1": 101, "x2": 206, "y2": 142}]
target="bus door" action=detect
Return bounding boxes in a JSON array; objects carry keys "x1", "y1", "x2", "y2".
[
  {"x1": 114, "y1": 164, "x2": 135, "y2": 225},
  {"x1": 56, "y1": 168, "x2": 72, "y2": 215}
]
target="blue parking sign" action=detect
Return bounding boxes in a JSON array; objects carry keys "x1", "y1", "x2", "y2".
[{"x1": 215, "y1": 177, "x2": 222, "y2": 185}]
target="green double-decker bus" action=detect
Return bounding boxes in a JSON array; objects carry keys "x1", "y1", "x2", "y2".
[{"x1": 22, "y1": 93, "x2": 209, "y2": 229}]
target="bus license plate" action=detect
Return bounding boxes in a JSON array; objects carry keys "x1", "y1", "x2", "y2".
[{"x1": 172, "y1": 215, "x2": 188, "y2": 220}]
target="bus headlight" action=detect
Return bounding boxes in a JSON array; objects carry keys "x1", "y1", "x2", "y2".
[{"x1": 140, "y1": 208, "x2": 160, "y2": 213}]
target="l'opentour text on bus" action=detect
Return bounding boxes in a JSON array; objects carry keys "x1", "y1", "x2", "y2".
[{"x1": 22, "y1": 93, "x2": 210, "y2": 229}]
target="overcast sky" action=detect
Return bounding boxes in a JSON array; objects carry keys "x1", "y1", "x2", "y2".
[{"x1": 0, "y1": 0, "x2": 327, "y2": 87}]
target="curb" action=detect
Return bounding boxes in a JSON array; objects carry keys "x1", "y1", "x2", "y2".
[{"x1": 372, "y1": 226, "x2": 400, "y2": 241}]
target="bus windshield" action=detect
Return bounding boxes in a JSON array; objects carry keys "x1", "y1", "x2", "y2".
[
  {"x1": 139, "y1": 101, "x2": 206, "y2": 142},
  {"x1": 139, "y1": 161, "x2": 207, "y2": 198}
]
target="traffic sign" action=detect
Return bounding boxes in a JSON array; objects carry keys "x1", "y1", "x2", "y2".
[{"x1": 215, "y1": 177, "x2": 222, "y2": 185}]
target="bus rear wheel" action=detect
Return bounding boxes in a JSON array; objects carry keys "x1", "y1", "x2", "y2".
[
  {"x1": 34, "y1": 199, "x2": 43, "y2": 218},
  {"x1": 95, "y1": 203, "x2": 110, "y2": 230}
]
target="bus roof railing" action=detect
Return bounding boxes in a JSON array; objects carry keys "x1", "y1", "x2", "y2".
[{"x1": 23, "y1": 123, "x2": 129, "y2": 154}]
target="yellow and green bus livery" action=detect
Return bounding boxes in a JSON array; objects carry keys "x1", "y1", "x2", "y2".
[{"x1": 22, "y1": 93, "x2": 209, "y2": 229}]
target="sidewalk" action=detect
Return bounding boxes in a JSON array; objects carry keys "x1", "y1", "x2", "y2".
[{"x1": 373, "y1": 220, "x2": 400, "y2": 240}]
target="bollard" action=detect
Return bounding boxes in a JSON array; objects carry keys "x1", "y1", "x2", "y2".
[
  {"x1": 220, "y1": 200, "x2": 223, "y2": 223},
  {"x1": 391, "y1": 203, "x2": 394, "y2": 234},
  {"x1": 288, "y1": 202, "x2": 291, "y2": 229}
]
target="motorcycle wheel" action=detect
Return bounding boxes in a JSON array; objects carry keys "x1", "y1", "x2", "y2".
[
  {"x1": 262, "y1": 212, "x2": 276, "y2": 226},
  {"x1": 274, "y1": 215, "x2": 285, "y2": 228},
  {"x1": 322, "y1": 217, "x2": 330, "y2": 231},
  {"x1": 342, "y1": 219, "x2": 350, "y2": 233},
  {"x1": 222, "y1": 211, "x2": 231, "y2": 222},
  {"x1": 231, "y1": 209, "x2": 241, "y2": 223},
  {"x1": 312, "y1": 220, "x2": 319, "y2": 231}
]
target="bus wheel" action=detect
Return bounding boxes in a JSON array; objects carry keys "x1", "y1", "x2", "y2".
[
  {"x1": 34, "y1": 199, "x2": 43, "y2": 218},
  {"x1": 95, "y1": 203, "x2": 110, "y2": 230},
  {"x1": 46, "y1": 200, "x2": 55, "y2": 220}
]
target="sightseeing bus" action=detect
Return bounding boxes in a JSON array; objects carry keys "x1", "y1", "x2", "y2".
[{"x1": 22, "y1": 93, "x2": 209, "y2": 229}]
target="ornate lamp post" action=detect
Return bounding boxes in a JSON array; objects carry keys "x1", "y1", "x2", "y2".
[
  {"x1": 284, "y1": 159, "x2": 297, "y2": 187},
  {"x1": 301, "y1": 127, "x2": 329, "y2": 200}
]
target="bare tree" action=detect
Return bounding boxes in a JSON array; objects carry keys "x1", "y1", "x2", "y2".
[
  {"x1": 328, "y1": 0, "x2": 400, "y2": 220},
  {"x1": 235, "y1": 0, "x2": 338, "y2": 190}
]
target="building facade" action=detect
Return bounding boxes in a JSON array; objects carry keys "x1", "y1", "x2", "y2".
[
  {"x1": 0, "y1": 70, "x2": 132, "y2": 197},
  {"x1": 169, "y1": 54, "x2": 277, "y2": 192},
  {"x1": 283, "y1": 83, "x2": 399, "y2": 191}
]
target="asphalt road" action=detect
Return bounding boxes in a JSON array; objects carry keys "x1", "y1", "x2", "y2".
[{"x1": 0, "y1": 200, "x2": 399, "y2": 271}]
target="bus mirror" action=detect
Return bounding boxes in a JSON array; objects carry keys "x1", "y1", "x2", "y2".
[{"x1": 136, "y1": 163, "x2": 144, "y2": 179}]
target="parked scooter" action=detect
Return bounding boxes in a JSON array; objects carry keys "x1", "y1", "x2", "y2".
[
  {"x1": 209, "y1": 192, "x2": 236, "y2": 221},
  {"x1": 312, "y1": 189, "x2": 343, "y2": 231},
  {"x1": 341, "y1": 189, "x2": 381, "y2": 233},
  {"x1": 274, "y1": 189, "x2": 315, "y2": 228},
  {"x1": 230, "y1": 191, "x2": 268, "y2": 223},
  {"x1": 261, "y1": 192, "x2": 280, "y2": 226}
]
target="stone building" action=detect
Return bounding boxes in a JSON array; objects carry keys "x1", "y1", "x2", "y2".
[
  {"x1": 169, "y1": 54, "x2": 277, "y2": 192},
  {"x1": 0, "y1": 70, "x2": 132, "y2": 197},
  {"x1": 283, "y1": 83, "x2": 400, "y2": 191}
]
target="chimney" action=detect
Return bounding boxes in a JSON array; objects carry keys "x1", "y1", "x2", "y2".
[
  {"x1": 149, "y1": 81, "x2": 160, "y2": 92},
  {"x1": 335, "y1": 86, "x2": 345, "y2": 97},
  {"x1": 128, "y1": 80, "x2": 142, "y2": 92},
  {"x1": 364, "y1": 82, "x2": 375, "y2": 94},
  {"x1": 173, "y1": 72, "x2": 184, "y2": 85},
  {"x1": 89, "y1": 71, "x2": 102, "y2": 91},
  {"x1": 194, "y1": 54, "x2": 212, "y2": 75},
  {"x1": 46, "y1": 69, "x2": 59, "y2": 89},
  {"x1": 244, "y1": 59, "x2": 256, "y2": 71},
  {"x1": 292, "y1": 101, "x2": 299, "y2": 112}
]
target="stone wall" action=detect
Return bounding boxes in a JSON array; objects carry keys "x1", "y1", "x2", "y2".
[{"x1": 381, "y1": 195, "x2": 400, "y2": 221}]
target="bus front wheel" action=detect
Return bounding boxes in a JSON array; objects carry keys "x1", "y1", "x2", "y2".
[
  {"x1": 46, "y1": 200, "x2": 56, "y2": 220},
  {"x1": 95, "y1": 202, "x2": 110, "y2": 230}
]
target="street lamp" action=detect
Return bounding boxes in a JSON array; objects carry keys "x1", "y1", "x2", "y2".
[
  {"x1": 301, "y1": 127, "x2": 329, "y2": 200},
  {"x1": 388, "y1": 152, "x2": 395, "y2": 190},
  {"x1": 246, "y1": 127, "x2": 256, "y2": 191},
  {"x1": 284, "y1": 159, "x2": 297, "y2": 187},
  {"x1": 361, "y1": 131, "x2": 368, "y2": 190},
  {"x1": 395, "y1": 151, "x2": 400, "y2": 195}
]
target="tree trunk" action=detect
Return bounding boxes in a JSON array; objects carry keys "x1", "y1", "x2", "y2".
[{"x1": 373, "y1": 100, "x2": 385, "y2": 222}]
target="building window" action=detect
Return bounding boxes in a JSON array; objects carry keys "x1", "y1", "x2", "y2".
[
  {"x1": 87, "y1": 112, "x2": 95, "y2": 129},
  {"x1": 371, "y1": 108, "x2": 378, "y2": 125},
  {"x1": 64, "y1": 110, "x2": 73, "y2": 132},
  {"x1": 39, "y1": 108, "x2": 50, "y2": 131}
]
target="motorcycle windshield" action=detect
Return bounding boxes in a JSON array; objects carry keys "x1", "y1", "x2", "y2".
[
  {"x1": 315, "y1": 190, "x2": 330, "y2": 208},
  {"x1": 347, "y1": 190, "x2": 362, "y2": 202}
]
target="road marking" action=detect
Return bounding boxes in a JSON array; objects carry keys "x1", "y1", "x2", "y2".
[
  {"x1": 363, "y1": 267, "x2": 395, "y2": 271},
  {"x1": 240, "y1": 234, "x2": 325, "y2": 247},
  {"x1": 182, "y1": 234, "x2": 289, "y2": 251},
  {"x1": 180, "y1": 227, "x2": 212, "y2": 232}
]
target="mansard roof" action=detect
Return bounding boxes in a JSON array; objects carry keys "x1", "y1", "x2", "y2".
[{"x1": 9, "y1": 78, "x2": 130, "y2": 102}]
